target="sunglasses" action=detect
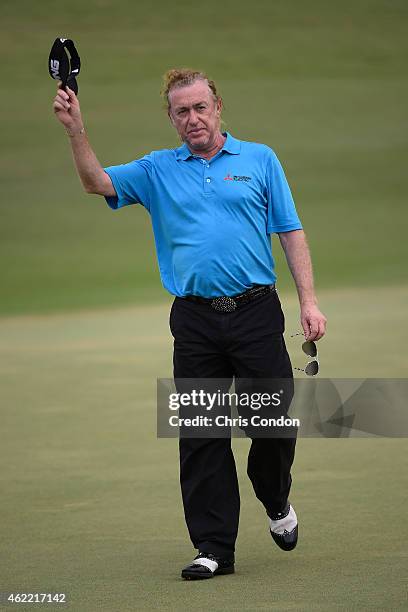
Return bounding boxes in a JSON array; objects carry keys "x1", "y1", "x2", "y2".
[{"x1": 290, "y1": 332, "x2": 319, "y2": 376}]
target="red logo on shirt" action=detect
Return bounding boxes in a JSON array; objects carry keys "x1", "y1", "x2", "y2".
[{"x1": 224, "y1": 173, "x2": 252, "y2": 182}]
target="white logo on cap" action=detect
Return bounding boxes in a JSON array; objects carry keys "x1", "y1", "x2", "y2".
[{"x1": 50, "y1": 59, "x2": 60, "y2": 79}]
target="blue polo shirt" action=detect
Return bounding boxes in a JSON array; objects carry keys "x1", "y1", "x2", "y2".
[{"x1": 104, "y1": 132, "x2": 302, "y2": 298}]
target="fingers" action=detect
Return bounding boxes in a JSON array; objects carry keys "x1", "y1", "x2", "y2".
[
  {"x1": 301, "y1": 313, "x2": 327, "y2": 342},
  {"x1": 304, "y1": 322, "x2": 319, "y2": 342},
  {"x1": 301, "y1": 320, "x2": 310, "y2": 340},
  {"x1": 316, "y1": 317, "x2": 327, "y2": 341},
  {"x1": 65, "y1": 86, "x2": 78, "y2": 104},
  {"x1": 312, "y1": 324, "x2": 324, "y2": 342},
  {"x1": 54, "y1": 87, "x2": 71, "y2": 112},
  {"x1": 301, "y1": 313, "x2": 313, "y2": 340},
  {"x1": 53, "y1": 100, "x2": 67, "y2": 113},
  {"x1": 54, "y1": 84, "x2": 77, "y2": 104}
]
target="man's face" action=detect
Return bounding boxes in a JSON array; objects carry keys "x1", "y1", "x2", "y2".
[{"x1": 168, "y1": 80, "x2": 222, "y2": 151}]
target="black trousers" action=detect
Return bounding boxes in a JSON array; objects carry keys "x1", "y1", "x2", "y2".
[{"x1": 169, "y1": 290, "x2": 296, "y2": 557}]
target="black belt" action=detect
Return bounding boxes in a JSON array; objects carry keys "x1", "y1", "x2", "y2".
[{"x1": 183, "y1": 284, "x2": 275, "y2": 313}]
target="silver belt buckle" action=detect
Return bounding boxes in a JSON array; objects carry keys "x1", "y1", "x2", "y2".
[{"x1": 211, "y1": 296, "x2": 237, "y2": 312}]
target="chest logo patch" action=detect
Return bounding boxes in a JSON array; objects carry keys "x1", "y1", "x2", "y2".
[{"x1": 224, "y1": 173, "x2": 252, "y2": 182}]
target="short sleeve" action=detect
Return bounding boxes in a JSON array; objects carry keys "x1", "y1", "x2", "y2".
[
  {"x1": 265, "y1": 150, "x2": 302, "y2": 234},
  {"x1": 103, "y1": 153, "x2": 153, "y2": 212}
]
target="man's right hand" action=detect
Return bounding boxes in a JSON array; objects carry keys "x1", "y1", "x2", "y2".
[{"x1": 53, "y1": 85, "x2": 83, "y2": 133}]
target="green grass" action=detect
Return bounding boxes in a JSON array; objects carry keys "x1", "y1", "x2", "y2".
[
  {"x1": 0, "y1": 287, "x2": 407, "y2": 610},
  {"x1": 1, "y1": 0, "x2": 407, "y2": 315},
  {"x1": 1, "y1": 2, "x2": 407, "y2": 608}
]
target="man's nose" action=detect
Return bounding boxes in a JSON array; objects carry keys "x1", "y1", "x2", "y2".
[{"x1": 188, "y1": 110, "x2": 199, "y2": 124}]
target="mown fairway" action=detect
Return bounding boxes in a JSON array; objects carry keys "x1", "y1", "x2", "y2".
[
  {"x1": 1, "y1": 287, "x2": 407, "y2": 610},
  {"x1": 1, "y1": 0, "x2": 407, "y2": 610}
]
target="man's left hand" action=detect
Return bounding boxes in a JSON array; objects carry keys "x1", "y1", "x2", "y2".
[{"x1": 300, "y1": 304, "x2": 327, "y2": 341}]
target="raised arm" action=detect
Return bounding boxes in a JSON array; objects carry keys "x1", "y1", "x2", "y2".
[
  {"x1": 278, "y1": 229, "x2": 327, "y2": 341},
  {"x1": 53, "y1": 85, "x2": 115, "y2": 196}
]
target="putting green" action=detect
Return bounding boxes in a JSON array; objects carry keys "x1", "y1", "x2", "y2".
[{"x1": 0, "y1": 285, "x2": 407, "y2": 610}]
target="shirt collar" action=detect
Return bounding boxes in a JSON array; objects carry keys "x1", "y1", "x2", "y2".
[{"x1": 175, "y1": 132, "x2": 241, "y2": 161}]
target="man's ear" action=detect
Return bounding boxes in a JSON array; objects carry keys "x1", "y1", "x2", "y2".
[
  {"x1": 168, "y1": 109, "x2": 175, "y2": 126},
  {"x1": 216, "y1": 97, "x2": 223, "y2": 116}
]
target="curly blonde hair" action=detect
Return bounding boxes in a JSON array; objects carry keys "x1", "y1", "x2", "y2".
[{"x1": 161, "y1": 68, "x2": 221, "y2": 111}]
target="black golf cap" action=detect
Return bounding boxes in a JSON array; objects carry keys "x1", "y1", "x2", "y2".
[{"x1": 49, "y1": 38, "x2": 81, "y2": 94}]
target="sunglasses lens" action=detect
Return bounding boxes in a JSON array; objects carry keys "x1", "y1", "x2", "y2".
[
  {"x1": 302, "y1": 341, "x2": 317, "y2": 357},
  {"x1": 305, "y1": 361, "x2": 319, "y2": 376}
]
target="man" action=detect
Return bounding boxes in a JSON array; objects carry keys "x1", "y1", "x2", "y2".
[{"x1": 53, "y1": 69, "x2": 327, "y2": 580}]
